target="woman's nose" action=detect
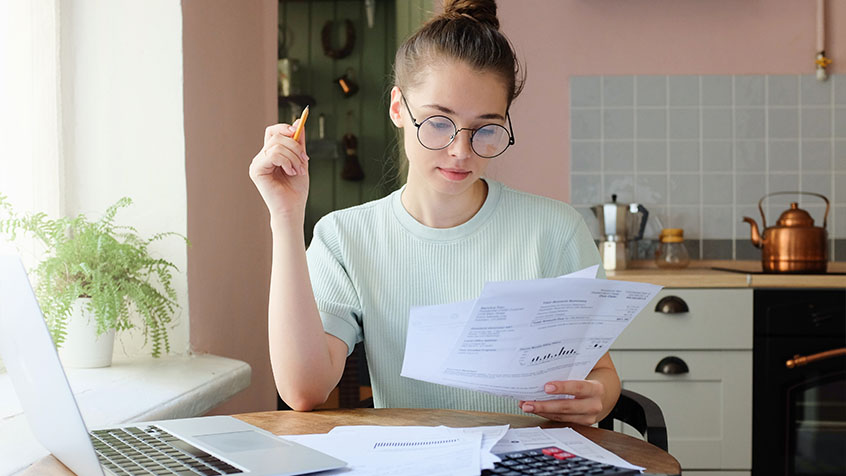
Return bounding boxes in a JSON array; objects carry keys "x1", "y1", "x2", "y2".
[{"x1": 447, "y1": 129, "x2": 474, "y2": 159}]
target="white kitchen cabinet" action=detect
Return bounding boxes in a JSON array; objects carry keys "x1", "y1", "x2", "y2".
[{"x1": 610, "y1": 288, "x2": 753, "y2": 474}]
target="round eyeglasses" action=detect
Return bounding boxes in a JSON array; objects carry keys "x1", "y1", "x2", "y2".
[{"x1": 402, "y1": 96, "x2": 515, "y2": 159}]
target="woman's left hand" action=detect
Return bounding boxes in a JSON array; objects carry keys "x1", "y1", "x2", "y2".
[{"x1": 519, "y1": 380, "x2": 606, "y2": 425}]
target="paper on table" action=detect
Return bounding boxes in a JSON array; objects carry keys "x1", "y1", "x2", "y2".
[
  {"x1": 284, "y1": 425, "x2": 483, "y2": 476},
  {"x1": 401, "y1": 266, "x2": 662, "y2": 401}
]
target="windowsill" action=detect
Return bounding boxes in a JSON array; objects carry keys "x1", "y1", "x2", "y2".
[{"x1": 0, "y1": 353, "x2": 250, "y2": 475}]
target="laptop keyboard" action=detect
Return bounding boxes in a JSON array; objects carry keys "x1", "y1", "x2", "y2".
[
  {"x1": 483, "y1": 447, "x2": 639, "y2": 476},
  {"x1": 90, "y1": 426, "x2": 242, "y2": 475}
]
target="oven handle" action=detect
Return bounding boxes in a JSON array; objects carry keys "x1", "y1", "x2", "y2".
[{"x1": 786, "y1": 347, "x2": 846, "y2": 368}]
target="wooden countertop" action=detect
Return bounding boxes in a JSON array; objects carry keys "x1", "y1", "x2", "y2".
[{"x1": 606, "y1": 260, "x2": 846, "y2": 288}]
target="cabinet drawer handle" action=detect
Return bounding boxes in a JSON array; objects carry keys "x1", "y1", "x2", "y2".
[
  {"x1": 654, "y1": 296, "x2": 689, "y2": 314},
  {"x1": 655, "y1": 356, "x2": 689, "y2": 375}
]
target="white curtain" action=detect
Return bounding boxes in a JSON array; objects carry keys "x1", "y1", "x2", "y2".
[{"x1": 0, "y1": 0, "x2": 64, "y2": 262}]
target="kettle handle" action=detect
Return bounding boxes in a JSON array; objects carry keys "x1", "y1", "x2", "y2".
[
  {"x1": 634, "y1": 204, "x2": 649, "y2": 241},
  {"x1": 757, "y1": 191, "x2": 829, "y2": 229}
]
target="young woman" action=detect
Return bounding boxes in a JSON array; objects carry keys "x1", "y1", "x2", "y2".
[{"x1": 249, "y1": 0, "x2": 620, "y2": 425}]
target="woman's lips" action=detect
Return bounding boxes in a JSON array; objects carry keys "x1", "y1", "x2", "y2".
[{"x1": 438, "y1": 167, "x2": 472, "y2": 181}]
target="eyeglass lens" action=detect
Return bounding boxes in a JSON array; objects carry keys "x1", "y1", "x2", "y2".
[{"x1": 417, "y1": 116, "x2": 511, "y2": 158}]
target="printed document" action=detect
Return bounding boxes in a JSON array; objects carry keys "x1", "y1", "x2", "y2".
[{"x1": 401, "y1": 266, "x2": 662, "y2": 401}]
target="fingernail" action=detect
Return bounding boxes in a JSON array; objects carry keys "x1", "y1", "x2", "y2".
[
  {"x1": 522, "y1": 403, "x2": 534, "y2": 412},
  {"x1": 544, "y1": 384, "x2": 556, "y2": 393},
  {"x1": 301, "y1": 152, "x2": 309, "y2": 161}
]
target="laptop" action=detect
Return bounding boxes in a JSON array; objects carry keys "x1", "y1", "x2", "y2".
[{"x1": 0, "y1": 254, "x2": 346, "y2": 476}]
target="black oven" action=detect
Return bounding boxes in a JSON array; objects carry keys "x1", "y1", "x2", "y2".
[{"x1": 753, "y1": 289, "x2": 846, "y2": 476}]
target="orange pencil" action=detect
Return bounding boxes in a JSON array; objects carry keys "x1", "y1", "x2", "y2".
[{"x1": 292, "y1": 105, "x2": 310, "y2": 142}]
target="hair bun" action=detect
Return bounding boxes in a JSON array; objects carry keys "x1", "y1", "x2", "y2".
[{"x1": 442, "y1": 0, "x2": 499, "y2": 30}]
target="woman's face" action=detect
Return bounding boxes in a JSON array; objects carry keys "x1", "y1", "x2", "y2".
[{"x1": 390, "y1": 61, "x2": 510, "y2": 198}]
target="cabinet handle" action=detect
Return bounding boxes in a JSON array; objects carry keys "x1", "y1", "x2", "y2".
[
  {"x1": 654, "y1": 296, "x2": 689, "y2": 314},
  {"x1": 655, "y1": 356, "x2": 689, "y2": 375}
]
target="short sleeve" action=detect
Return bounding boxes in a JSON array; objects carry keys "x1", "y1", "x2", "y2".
[{"x1": 306, "y1": 216, "x2": 363, "y2": 355}]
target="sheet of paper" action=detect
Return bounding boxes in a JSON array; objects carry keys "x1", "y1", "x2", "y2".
[
  {"x1": 402, "y1": 267, "x2": 662, "y2": 401},
  {"x1": 284, "y1": 425, "x2": 483, "y2": 476}
]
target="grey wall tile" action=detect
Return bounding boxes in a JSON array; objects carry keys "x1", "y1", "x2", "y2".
[
  {"x1": 836, "y1": 207, "x2": 846, "y2": 236},
  {"x1": 769, "y1": 173, "x2": 799, "y2": 194},
  {"x1": 636, "y1": 141, "x2": 667, "y2": 172},
  {"x1": 702, "y1": 207, "x2": 734, "y2": 239},
  {"x1": 702, "y1": 174, "x2": 733, "y2": 205},
  {"x1": 670, "y1": 141, "x2": 700, "y2": 172},
  {"x1": 802, "y1": 173, "x2": 832, "y2": 198},
  {"x1": 837, "y1": 141, "x2": 846, "y2": 173},
  {"x1": 802, "y1": 141, "x2": 832, "y2": 171},
  {"x1": 571, "y1": 109, "x2": 601, "y2": 139},
  {"x1": 835, "y1": 108, "x2": 846, "y2": 139},
  {"x1": 702, "y1": 140, "x2": 733, "y2": 171},
  {"x1": 637, "y1": 76, "x2": 667, "y2": 107},
  {"x1": 669, "y1": 76, "x2": 699, "y2": 106},
  {"x1": 635, "y1": 173, "x2": 667, "y2": 204},
  {"x1": 735, "y1": 108, "x2": 765, "y2": 139},
  {"x1": 668, "y1": 206, "x2": 701, "y2": 237},
  {"x1": 604, "y1": 174, "x2": 635, "y2": 203},
  {"x1": 768, "y1": 109, "x2": 799, "y2": 138},
  {"x1": 702, "y1": 76, "x2": 732, "y2": 106},
  {"x1": 802, "y1": 108, "x2": 832, "y2": 138},
  {"x1": 571, "y1": 76, "x2": 601, "y2": 107},
  {"x1": 837, "y1": 239, "x2": 846, "y2": 261},
  {"x1": 572, "y1": 141, "x2": 602, "y2": 172},
  {"x1": 604, "y1": 109, "x2": 634, "y2": 139},
  {"x1": 836, "y1": 173, "x2": 846, "y2": 204},
  {"x1": 800, "y1": 75, "x2": 832, "y2": 106},
  {"x1": 735, "y1": 141, "x2": 766, "y2": 171},
  {"x1": 643, "y1": 205, "x2": 667, "y2": 239},
  {"x1": 735, "y1": 239, "x2": 761, "y2": 260},
  {"x1": 604, "y1": 142, "x2": 634, "y2": 171},
  {"x1": 769, "y1": 140, "x2": 799, "y2": 172},
  {"x1": 603, "y1": 76, "x2": 634, "y2": 107},
  {"x1": 736, "y1": 173, "x2": 766, "y2": 204},
  {"x1": 768, "y1": 75, "x2": 798, "y2": 106},
  {"x1": 669, "y1": 174, "x2": 700, "y2": 205},
  {"x1": 702, "y1": 239, "x2": 733, "y2": 258},
  {"x1": 637, "y1": 109, "x2": 666, "y2": 139},
  {"x1": 735, "y1": 76, "x2": 765, "y2": 106},
  {"x1": 669, "y1": 108, "x2": 699, "y2": 139},
  {"x1": 570, "y1": 173, "x2": 602, "y2": 205},
  {"x1": 835, "y1": 74, "x2": 846, "y2": 105},
  {"x1": 801, "y1": 204, "x2": 828, "y2": 229},
  {"x1": 702, "y1": 108, "x2": 733, "y2": 139}
]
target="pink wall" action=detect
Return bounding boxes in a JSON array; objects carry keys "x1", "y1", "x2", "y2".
[
  {"x1": 491, "y1": 0, "x2": 846, "y2": 202},
  {"x1": 183, "y1": 0, "x2": 278, "y2": 413}
]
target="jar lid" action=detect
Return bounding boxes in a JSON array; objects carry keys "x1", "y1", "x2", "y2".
[{"x1": 659, "y1": 228, "x2": 684, "y2": 243}]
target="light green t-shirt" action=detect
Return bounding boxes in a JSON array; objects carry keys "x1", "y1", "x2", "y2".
[{"x1": 305, "y1": 179, "x2": 603, "y2": 413}]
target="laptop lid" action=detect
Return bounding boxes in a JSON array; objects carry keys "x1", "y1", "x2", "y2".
[{"x1": 0, "y1": 254, "x2": 105, "y2": 475}]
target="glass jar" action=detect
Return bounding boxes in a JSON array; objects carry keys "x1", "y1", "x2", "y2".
[{"x1": 655, "y1": 228, "x2": 690, "y2": 269}]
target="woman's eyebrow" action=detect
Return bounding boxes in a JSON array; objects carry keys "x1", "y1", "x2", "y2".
[{"x1": 421, "y1": 103, "x2": 505, "y2": 121}]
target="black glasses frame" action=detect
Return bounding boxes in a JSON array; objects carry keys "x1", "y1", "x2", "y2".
[{"x1": 401, "y1": 95, "x2": 515, "y2": 158}]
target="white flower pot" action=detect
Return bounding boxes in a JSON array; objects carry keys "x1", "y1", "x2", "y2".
[{"x1": 58, "y1": 298, "x2": 115, "y2": 368}]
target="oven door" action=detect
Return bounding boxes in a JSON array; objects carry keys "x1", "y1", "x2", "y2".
[{"x1": 787, "y1": 350, "x2": 846, "y2": 476}]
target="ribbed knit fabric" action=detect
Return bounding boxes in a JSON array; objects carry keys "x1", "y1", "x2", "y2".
[{"x1": 305, "y1": 179, "x2": 603, "y2": 414}]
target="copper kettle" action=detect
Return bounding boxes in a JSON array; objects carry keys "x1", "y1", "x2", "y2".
[{"x1": 742, "y1": 191, "x2": 829, "y2": 273}]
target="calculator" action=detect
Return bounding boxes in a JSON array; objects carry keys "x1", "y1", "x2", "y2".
[{"x1": 483, "y1": 446, "x2": 639, "y2": 476}]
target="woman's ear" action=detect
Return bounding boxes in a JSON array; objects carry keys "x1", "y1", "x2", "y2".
[{"x1": 388, "y1": 86, "x2": 404, "y2": 128}]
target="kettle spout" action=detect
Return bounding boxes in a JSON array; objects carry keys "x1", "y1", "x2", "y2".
[{"x1": 742, "y1": 216, "x2": 763, "y2": 248}]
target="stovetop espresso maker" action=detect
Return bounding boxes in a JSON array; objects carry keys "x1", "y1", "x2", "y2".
[{"x1": 591, "y1": 194, "x2": 649, "y2": 270}]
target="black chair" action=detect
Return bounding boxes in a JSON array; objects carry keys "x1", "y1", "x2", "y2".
[
  {"x1": 338, "y1": 348, "x2": 668, "y2": 452},
  {"x1": 598, "y1": 389, "x2": 668, "y2": 452}
]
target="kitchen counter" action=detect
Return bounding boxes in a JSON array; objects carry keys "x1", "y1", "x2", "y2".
[{"x1": 606, "y1": 260, "x2": 846, "y2": 288}]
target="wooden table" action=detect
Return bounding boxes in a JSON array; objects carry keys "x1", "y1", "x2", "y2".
[{"x1": 24, "y1": 408, "x2": 681, "y2": 475}]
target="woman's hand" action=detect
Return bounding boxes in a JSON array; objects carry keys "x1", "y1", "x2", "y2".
[
  {"x1": 518, "y1": 380, "x2": 606, "y2": 425},
  {"x1": 249, "y1": 120, "x2": 310, "y2": 220}
]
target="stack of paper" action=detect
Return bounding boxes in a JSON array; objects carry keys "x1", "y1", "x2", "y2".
[
  {"x1": 401, "y1": 266, "x2": 663, "y2": 401},
  {"x1": 280, "y1": 424, "x2": 644, "y2": 475}
]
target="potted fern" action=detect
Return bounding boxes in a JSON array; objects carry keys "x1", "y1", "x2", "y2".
[{"x1": 0, "y1": 195, "x2": 186, "y2": 367}]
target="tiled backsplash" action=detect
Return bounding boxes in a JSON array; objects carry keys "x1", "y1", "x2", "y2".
[{"x1": 570, "y1": 74, "x2": 845, "y2": 260}]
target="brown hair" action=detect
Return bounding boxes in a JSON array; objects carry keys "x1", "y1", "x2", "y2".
[{"x1": 394, "y1": 0, "x2": 525, "y2": 107}]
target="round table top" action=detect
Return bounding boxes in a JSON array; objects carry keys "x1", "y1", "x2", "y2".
[{"x1": 25, "y1": 408, "x2": 680, "y2": 475}]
